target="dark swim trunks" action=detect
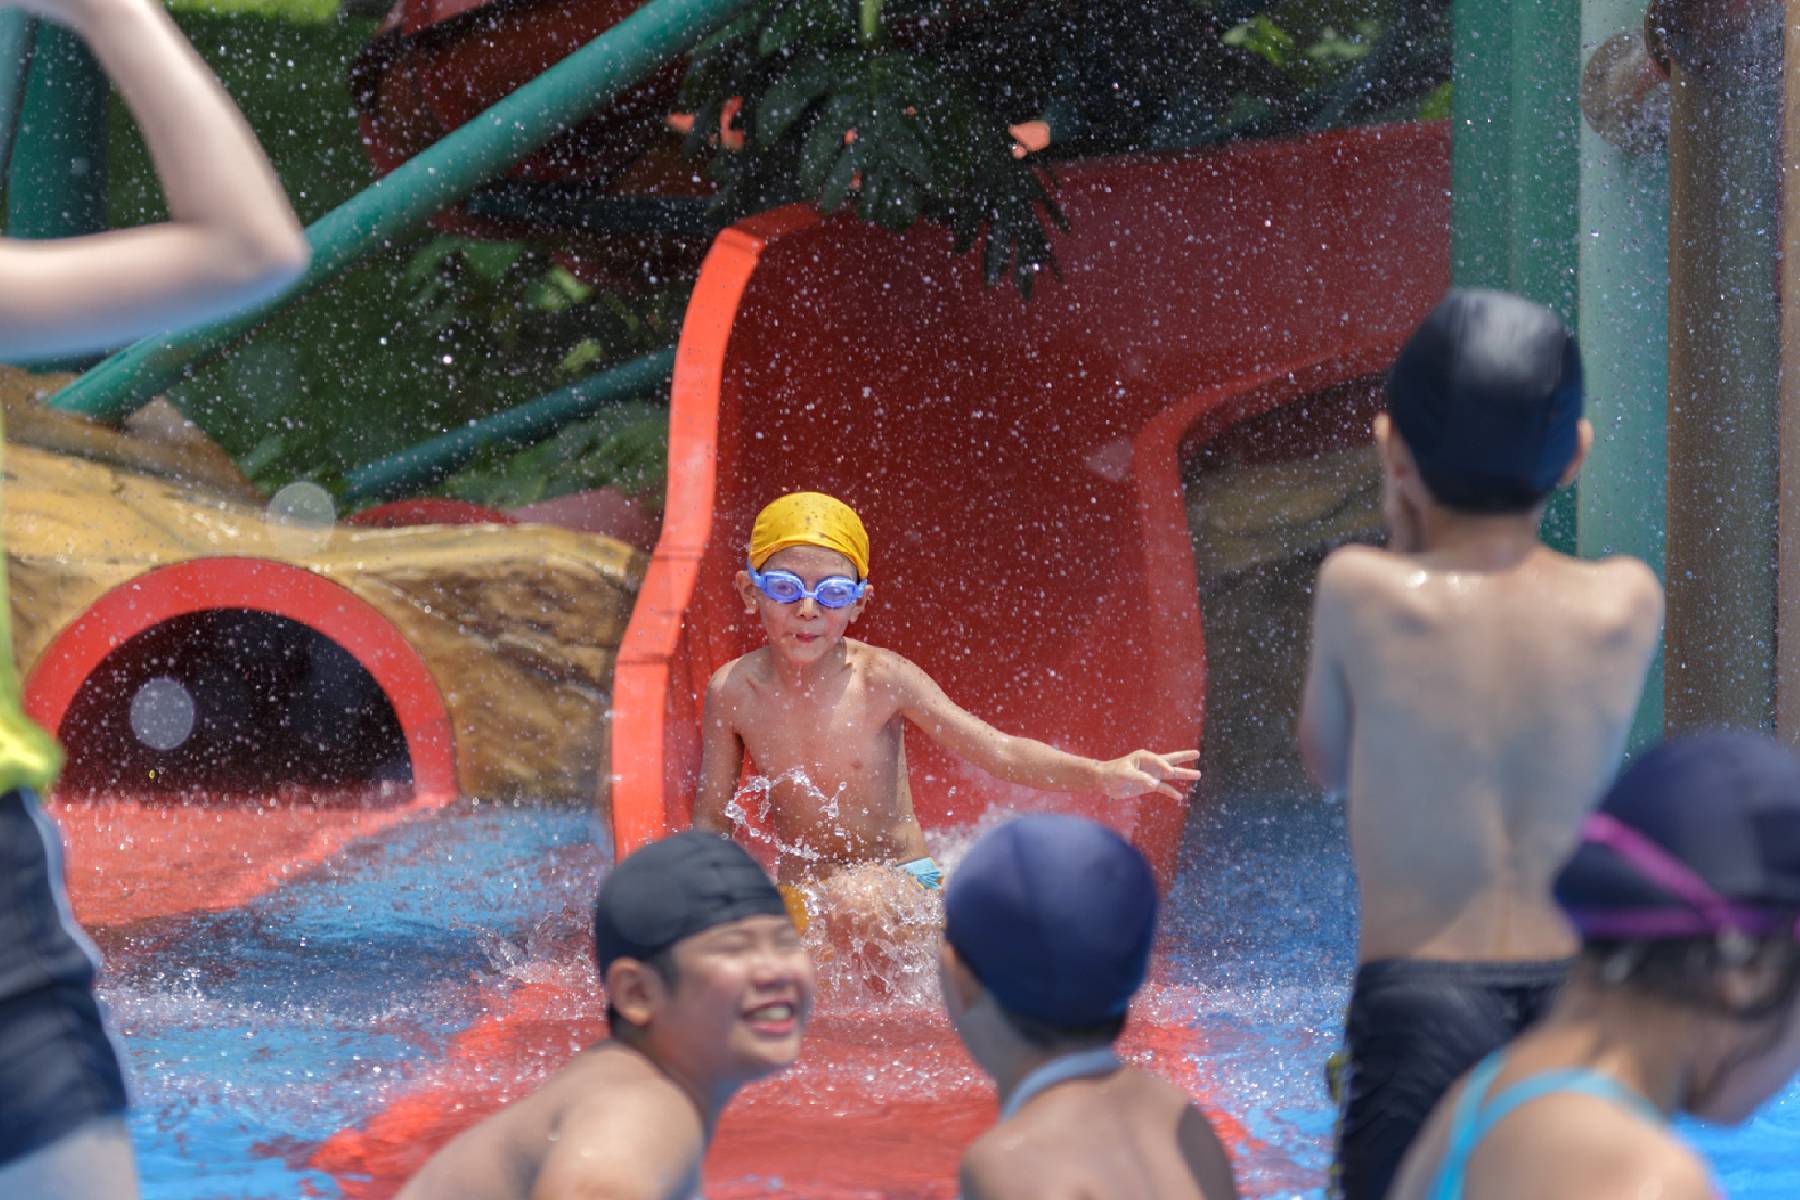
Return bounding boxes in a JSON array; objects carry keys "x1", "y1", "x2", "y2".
[
  {"x1": 1329, "y1": 957, "x2": 1569, "y2": 1200},
  {"x1": 0, "y1": 789, "x2": 128, "y2": 1166}
]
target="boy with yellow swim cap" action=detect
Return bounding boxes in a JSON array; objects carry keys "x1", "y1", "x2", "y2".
[{"x1": 694, "y1": 491, "x2": 1199, "y2": 933}]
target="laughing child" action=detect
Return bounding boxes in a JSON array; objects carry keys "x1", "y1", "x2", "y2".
[{"x1": 694, "y1": 491, "x2": 1197, "y2": 934}]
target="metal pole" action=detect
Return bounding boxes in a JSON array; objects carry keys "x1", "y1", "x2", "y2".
[
  {"x1": 49, "y1": 0, "x2": 753, "y2": 423},
  {"x1": 341, "y1": 348, "x2": 675, "y2": 505},
  {"x1": 1578, "y1": 1, "x2": 1669, "y2": 748},
  {"x1": 1451, "y1": 0, "x2": 1582, "y2": 549},
  {"x1": 1779, "y1": 0, "x2": 1800, "y2": 736},
  {"x1": 1661, "y1": 1, "x2": 1784, "y2": 731},
  {"x1": 5, "y1": 21, "x2": 106, "y2": 240},
  {"x1": 5, "y1": 20, "x2": 109, "y2": 370},
  {"x1": 0, "y1": 14, "x2": 36, "y2": 189}
]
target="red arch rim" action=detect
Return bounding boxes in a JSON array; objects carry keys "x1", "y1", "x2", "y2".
[{"x1": 23, "y1": 557, "x2": 458, "y2": 806}]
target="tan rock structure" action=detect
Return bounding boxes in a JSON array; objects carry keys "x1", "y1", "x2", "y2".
[{"x1": 0, "y1": 368, "x2": 644, "y2": 810}]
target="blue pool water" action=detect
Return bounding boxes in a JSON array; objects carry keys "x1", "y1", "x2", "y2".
[{"x1": 91, "y1": 794, "x2": 1800, "y2": 1198}]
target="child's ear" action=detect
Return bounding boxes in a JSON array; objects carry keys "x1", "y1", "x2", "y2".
[
  {"x1": 1558, "y1": 419, "x2": 1595, "y2": 489},
  {"x1": 938, "y1": 940, "x2": 980, "y2": 1011},
  {"x1": 735, "y1": 569, "x2": 759, "y2": 615},
  {"x1": 847, "y1": 583, "x2": 873, "y2": 622},
  {"x1": 1373, "y1": 413, "x2": 1404, "y2": 477},
  {"x1": 606, "y1": 957, "x2": 667, "y2": 1028}
]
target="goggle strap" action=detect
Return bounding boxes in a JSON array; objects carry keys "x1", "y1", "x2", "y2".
[{"x1": 1580, "y1": 813, "x2": 1763, "y2": 936}]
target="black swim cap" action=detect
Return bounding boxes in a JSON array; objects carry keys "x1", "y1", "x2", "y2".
[
  {"x1": 1557, "y1": 731, "x2": 1800, "y2": 940},
  {"x1": 945, "y1": 815, "x2": 1157, "y2": 1027},
  {"x1": 1387, "y1": 288, "x2": 1584, "y2": 513},
  {"x1": 594, "y1": 832, "x2": 788, "y2": 972}
]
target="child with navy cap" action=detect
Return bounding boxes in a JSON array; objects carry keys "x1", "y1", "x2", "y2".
[
  {"x1": 1393, "y1": 730, "x2": 1800, "y2": 1200},
  {"x1": 1298, "y1": 288, "x2": 1664, "y2": 1200},
  {"x1": 398, "y1": 832, "x2": 813, "y2": 1200},
  {"x1": 939, "y1": 815, "x2": 1238, "y2": 1200}
]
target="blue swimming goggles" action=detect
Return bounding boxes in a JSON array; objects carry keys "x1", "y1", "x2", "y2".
[{"x1": 747, "y1": 562, "x2": 868, "y2": 609}]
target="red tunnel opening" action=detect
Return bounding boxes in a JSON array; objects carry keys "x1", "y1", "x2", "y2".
[
  {"x1": 25, "y1": 558, "x2": 458, "y2": 807},
  {"x1": 53, "y1": 609, "x2": 412, "y2": 801}
]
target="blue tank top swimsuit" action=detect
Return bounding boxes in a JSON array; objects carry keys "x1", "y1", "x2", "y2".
[{"x1": 1428, "y1": 1052, "x2": 1663, "y2": 1200}]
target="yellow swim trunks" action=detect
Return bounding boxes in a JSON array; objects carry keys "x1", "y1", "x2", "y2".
[{"x1": 778, "y1": 883, "x2": 810, "y2": 936}]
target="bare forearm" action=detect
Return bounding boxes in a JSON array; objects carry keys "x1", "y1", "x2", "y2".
[
  {"x1": 985, "y1": 735, "x2": 1103, "y2": 793},
  {"x1": 76, "y1": 0, "x2": 305, "y2": 260}
]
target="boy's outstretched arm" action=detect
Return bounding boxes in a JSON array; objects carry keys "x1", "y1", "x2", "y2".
[
  {"x1": 887, "y1": 653, "x2": 1198, "y2": 800},
  {"x1": 1298, "y1": 553, "x2": 1354, "y2": 796},
  {"x1": 692, "y1": 671, "x2": 742, "y2": 833},
  {"x1": 0, "y1": 0, "x2": 309, "y2": 359}
]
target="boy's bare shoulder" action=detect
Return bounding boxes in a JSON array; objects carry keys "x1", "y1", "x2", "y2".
[
  {"x1": 1314, "y1": 543, "x2": 1415, "y2": 607},
  {"x1": 706, "y1": 648, "x2": 775, "y2": 702},
  {"x1": 959, "y1": 1124, "x2": 1060, "y2": 1200},
  {"x1": 1552, "y1": 553, "x2": 1664, "y2": 637},
  {"x1": 850, "y1": 641, "x2": 929, "y2": 690}
]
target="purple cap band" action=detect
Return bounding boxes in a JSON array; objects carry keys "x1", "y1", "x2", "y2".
[{"x1": 1573, "y1": 813, "x2": 1800, "y2": 942}]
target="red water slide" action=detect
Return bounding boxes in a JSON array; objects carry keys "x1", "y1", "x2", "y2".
[{"x1": 611, "y1": 123, "x2": 1452, "y2": 881}]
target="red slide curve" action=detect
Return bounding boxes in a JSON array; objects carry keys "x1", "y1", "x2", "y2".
[
  {"x1": 611, "y1": 122, "x2": 1452, "y2": 881},
  {"x1": 313, "y1": 126, "x2": 1450, "y2": 1196}
]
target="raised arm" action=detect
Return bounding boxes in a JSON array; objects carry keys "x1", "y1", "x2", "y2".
[
  {"x1": 888, "y1": 652, "x2": 1198, "y2": 800},
  {"x1": 0, "y1": 0, "x2": 310, "y2": 359},
  {"x1": 1298, "y1": 551, "x2": 1356, "y2": 797},
  {"x1": 692, "y1": 669, "x2": 742, "y2": 833}
]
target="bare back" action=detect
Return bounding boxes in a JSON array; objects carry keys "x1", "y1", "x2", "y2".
[
  {"x1": 960, "y1": 1067, "x2": 1238, "y2": 1200},
  {"x1": 1306, "y1": 545, "x2": 1661, "y2": 963},
  {"x1": 396, "y1": 1043, "x2": 703, "y2": 1200},
  {"x1": 701, "y1": 640, "x2": 928, "y2": 881}
]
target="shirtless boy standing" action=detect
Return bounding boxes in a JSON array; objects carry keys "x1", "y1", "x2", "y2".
[
  {"x1": 1297, "y1": 289, "x2": 1663, "y2": 1200},
  {"x1": 398, "y1": 832, "x2": 813, "y2": 1200},
  {"x1": 694, "y1": 491, "x2": 1198, "y2": 926},
  {"x1": 941, "y1": 814, "x2": 1239, "y2": 1200}
]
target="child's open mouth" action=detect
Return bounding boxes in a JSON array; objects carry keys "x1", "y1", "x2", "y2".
[{"x1": 743, "y1": 1000, "x2": 799, "y2": 1036}]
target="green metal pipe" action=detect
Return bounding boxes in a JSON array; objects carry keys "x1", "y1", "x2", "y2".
[
  {"x1": 50, "y1": 0, "x2": 753, "y2": 423},
  {"x1": 1450, "y1": 0, "x2": 1582, "y2": 550},
  {"x1": 1577, "y1": 0, "x2": 1668, "y2": 748},
  {"x1": 6, "y1": 21, "x2": 107, "y2": 240},
  {"x1": 342, "y1": 347, "x2": 675, "y2": 505},
  {"x1": 0, "y1": 14, "x2": 36, "y2": 189},
  {"x1": 6, "y1": 20, "x2": 109, "y2": 369}
]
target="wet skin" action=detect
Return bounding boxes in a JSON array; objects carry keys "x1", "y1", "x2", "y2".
[
  {"x1": 396, "y1": 914, "x2": 814, "y2": 1200},
  {"x1": 694, "y1": 545, "x2": 1199, "y2": 886}
]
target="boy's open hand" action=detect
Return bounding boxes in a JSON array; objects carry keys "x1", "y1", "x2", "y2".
[{"x1": 1100, "y1": 750, "x2": 1201, "y2": 800}]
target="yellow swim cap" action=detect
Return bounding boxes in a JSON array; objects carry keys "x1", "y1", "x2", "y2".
[{"x1": 748, "y1": 492, "x2": 870, "y2": 578}]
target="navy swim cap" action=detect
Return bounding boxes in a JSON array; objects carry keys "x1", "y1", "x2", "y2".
[
  {"x1": 1557, "y1": 731, "x2": 1800, "y2": 940},
  {"x1": 1387, "y1": 288, "x2": 1584, "y2": 513},
  {"x1": 594, "y1": 832, "x2": 787, "y2": 972},
  {"x1": 945, "y1": 815, "x2": 1158, "y2": 1027}
]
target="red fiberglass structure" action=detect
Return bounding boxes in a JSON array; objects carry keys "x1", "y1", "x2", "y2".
[
  {"x1": 351, "y1": 0, "x2": 1451, "y2": 878},
  {"x1": 611, "y1": 125, "x2": 1452, "y2": 880}
]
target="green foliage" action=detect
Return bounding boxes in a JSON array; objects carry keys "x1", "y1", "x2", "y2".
[
  {"x1": 100, "y1": 13, "x2": 688, "y2": 506},
  {"x1": 167, "y1": 0, "x2": 342, "y2": 20},
  {"x1": 680, "y1": 0, "x2": 1067, "y2": 295},
  {"x1": 440, "y1": 402, "x2": 669, "y2": 509},
  {"x1": 682, "y1": 0, "x2": 1449, "y2": 295}
]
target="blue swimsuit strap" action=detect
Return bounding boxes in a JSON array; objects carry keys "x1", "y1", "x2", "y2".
[{"x1": 1428, "y1": 1053, "x2": 1662, "y2": 1200}]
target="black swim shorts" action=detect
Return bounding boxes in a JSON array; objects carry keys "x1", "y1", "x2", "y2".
[
  {"x1": 0, "y1": 789, "x2": 128, "y2": 1166},
  {"x1": 1329, "y1": 957, "x2": 1569, "y2": 1200}
]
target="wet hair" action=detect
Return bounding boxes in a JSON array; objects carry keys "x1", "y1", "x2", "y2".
[
  {"x1": 1386, "y1": 288, "x2": 1584, "y2": 514},
  {"x1": 1583, "y1": 932, "x2": 1800, "y2": 1022},
  {"x1": 604, "y1": 945, "x2": 680, "y2": 1035}
]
